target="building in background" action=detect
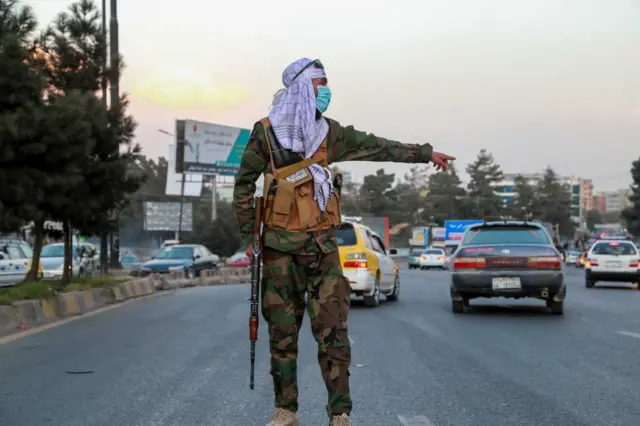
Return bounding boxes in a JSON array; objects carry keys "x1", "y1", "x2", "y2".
[
  {"x1": 494, "y1": 173, "x2": 593, "y2": 228},
  {"x1": 604, "y1": 189, "x2": 631, "y2": 213},
  {"x1": 581, "y1": 179, "x2": 594, "y2": 211},
  {"x1": 592, "y1": 193, "x2": 607, "y2": 215},
  {"x1": 341, "y1": 170, "x2": 353, "y2": 186}
]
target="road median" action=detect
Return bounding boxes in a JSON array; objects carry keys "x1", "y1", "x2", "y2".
[{"x1": 0, "y1": 267, "x2": 252, "y2": 334}]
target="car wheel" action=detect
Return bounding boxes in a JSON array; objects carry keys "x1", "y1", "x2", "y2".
[
  {"x1": 187, "y1": 267, "x2": 196, "y2": 279},
  {"x1": 585, "y1": 278, "x2": 595, "y2": 288},
  {"x1": 387, "y1": 273, "x2": 400, "y2": 302},
  {"x1": 363, "y1": 274, "x2": 381, "y2": 307},
  {"x1": 549, "y1": 300, "x2": 564, "y2": 315},
  {"x1": 452, "y1": 299, "x2": 464, "y2": 313}
]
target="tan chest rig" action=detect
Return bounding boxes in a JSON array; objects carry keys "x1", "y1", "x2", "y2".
[{"x1": 261, "y1": 118, "x2": 342, "y2": 232}]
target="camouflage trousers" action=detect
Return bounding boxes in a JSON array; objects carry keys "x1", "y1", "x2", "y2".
[{"x1": 261, "y1": 247, "x2": 352, "y2": 417}]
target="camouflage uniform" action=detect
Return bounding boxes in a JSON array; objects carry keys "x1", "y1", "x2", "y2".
[{"x1": 233, "y1": 117, "x2": 433, "y2": 419}]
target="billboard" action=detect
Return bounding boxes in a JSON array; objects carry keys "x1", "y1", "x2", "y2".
[
  {"x1": 143, "y1": 202, "x2": 193, "y2": 232},
  {"x1": 409, "y1": 226, "x2": 428, "y2": 247},
  {"x1": 429, "y1": 227, "x2": 446, "y2": 247},
  {"x1": 175, "y1": 119, "x2": 251, "y2": 175},
  {"x1": 445, "y1": 220, "x2": 484, "y2": 243}
]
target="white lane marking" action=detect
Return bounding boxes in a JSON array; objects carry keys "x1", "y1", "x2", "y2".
[
  {"x1": 397, "y1": 414, "x2": 436, "y2": 425},
  {"x1": 348, "y1": 336, "x2": 355, "y2": 345},
  {"x1": 618, "y1": 331, "x2": 640, "y2": 340}
]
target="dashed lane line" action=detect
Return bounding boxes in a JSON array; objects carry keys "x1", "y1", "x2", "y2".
[{"x1": 397, "y1": 414, "x2": 437, "y2": 425}]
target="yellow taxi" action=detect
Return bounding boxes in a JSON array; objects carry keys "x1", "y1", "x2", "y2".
[{"x1": 336, "y1": 217, "x2": 399, "y2": 307}]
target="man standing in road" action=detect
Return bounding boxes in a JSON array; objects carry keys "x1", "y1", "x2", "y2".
[{"x1": 233, "y1": 58, "x2": 455, "y2": 426}]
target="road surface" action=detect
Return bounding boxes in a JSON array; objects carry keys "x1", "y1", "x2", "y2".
[{"x1": 1, "y1": 267, "x2": 639, "y2": 426}]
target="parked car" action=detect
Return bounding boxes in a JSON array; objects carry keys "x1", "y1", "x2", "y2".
[
  {"x1": 40, "y1": 243, "x2": 98, "y2": 280},
  {"x1": 336, "y1": 219, "x2": 399, "y2": 307},
  {"x1": 419, "y1": 248, "x2": 446, "y2": 269},
  {"x1": 226, "y1": 252, "x2": 250, "y2": 267},
  {"x1": 0, "y1": 242, "x2": 39, "y2": 287},
  {"x1": 450, "y1": 221, "x2": 565, "y2": 315},
  {"x1": 119, "y1": 253, "x2": 142, "y2": 270},
  {"x1": 140, "y1": 244, "x2": 219, "y2": 278}
]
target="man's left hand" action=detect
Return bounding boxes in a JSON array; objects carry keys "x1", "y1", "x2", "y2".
[{"x1": 431, "y1": 151, "x2": 456, "y2": 171}]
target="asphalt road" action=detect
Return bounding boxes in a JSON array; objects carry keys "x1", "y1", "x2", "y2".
[{"x1": 1, "y1": 267, "x2": 639, "y2": 426}]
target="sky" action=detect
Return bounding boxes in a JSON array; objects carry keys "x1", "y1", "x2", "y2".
[{"x1": 28, "y1": 0, "x2": 639, "y2": 192}]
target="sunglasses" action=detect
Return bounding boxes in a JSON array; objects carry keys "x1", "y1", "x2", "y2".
[{"x1": 291, "y1": 59, "x2": 324, "y2": 82}]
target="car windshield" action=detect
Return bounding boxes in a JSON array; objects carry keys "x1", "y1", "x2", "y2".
[
  {"x1": 336, "y1": 225, "x2": 358, "y2": 246},
  {"x1": 591, "y1": 242, "x2": 637, "y2": 256},
  {"x1": 19, "y1": 244, "x2": 33, "y2": 258},
  {"x1": 462, "y1": 226, "x2": 551, "y2": 245},
  {"x1": 410, "y1": 250, "x2": 424, "y2": 256},
  {"x1": 568, "y1": 251, "x2": 579, "y2": 256},
  {"x1": 424, "y1": 249, "x2": 444, "y2": 255},
  {"x1": 41, "y1": 245, "x2": 81, "y2": 258},
  {"x1": 154, "y1": 246, "x2": 194, "y2": 259}
]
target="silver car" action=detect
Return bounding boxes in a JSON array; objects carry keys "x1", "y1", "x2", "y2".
[
  {"x1": 40, "y1": 243, "x2": 98, "y2": 280},
  {"x1": 564, "y1": 251, "x2": 580, "y2": 266}
]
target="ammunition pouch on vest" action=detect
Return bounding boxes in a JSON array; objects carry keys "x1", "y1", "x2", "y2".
[{"x1": 260, "y1": 118, "x2": 342, "y2": 232}]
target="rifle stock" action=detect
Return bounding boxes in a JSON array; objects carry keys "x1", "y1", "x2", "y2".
[{"x1": 249, "y1": 197, "x2": 262, "y2": 390}]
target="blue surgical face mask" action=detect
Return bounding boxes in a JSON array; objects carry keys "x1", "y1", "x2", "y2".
[{"x1": 316, "y1": 85, "x2": 331, "y2": 113}]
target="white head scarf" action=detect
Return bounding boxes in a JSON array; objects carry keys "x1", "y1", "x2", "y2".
[{"x1": 268, "y1": 58, "x2": 332, "y2": 211}]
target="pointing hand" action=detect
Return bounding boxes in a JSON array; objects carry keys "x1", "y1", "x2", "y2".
[{"x1": 431, "y1": 151, "x2": 456, "y2": 171}]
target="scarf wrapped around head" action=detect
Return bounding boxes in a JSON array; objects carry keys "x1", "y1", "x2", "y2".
[{"x1": 268, "y1": 58, "x2": 332, "y2": 211}]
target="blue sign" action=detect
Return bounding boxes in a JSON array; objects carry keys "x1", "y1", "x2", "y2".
[{"x1": 445, "y1": 220, "x2": 484, "y2": 242}]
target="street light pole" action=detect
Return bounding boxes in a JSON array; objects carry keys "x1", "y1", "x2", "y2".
[
  {"x1": 108, "y1": 0, "x2": 121, "y2": 269},
  {"x1": 100, "y1": 0, "x2": 108, "y2": 274}
]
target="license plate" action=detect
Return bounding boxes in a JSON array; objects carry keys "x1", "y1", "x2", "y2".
[
  {"x1": 492, "y1": 277, "x2": 521, "y2": 290},
  {"x1": 606, "y1": 261, "x2": 621, "y2": 268}
]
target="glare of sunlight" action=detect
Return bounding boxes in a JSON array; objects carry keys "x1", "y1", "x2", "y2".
[{"x1": 130, "y1": 67, "x2": 248, "y2": 109}]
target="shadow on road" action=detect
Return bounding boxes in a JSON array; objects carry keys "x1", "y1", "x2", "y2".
[
  {"x1": 461, "y1": 304, "x2": 556, "y2": 317},
  {"x1": 587, "y1": 284, "x2": 637, "y2": 291}
]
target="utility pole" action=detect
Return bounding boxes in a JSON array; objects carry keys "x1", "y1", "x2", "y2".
[
  {"x1": 108, "y1": 0, "x2": 121, "y2": 269},
  {"x1": 211, "y1": 175, "x2": 217, "y2": 223},
  {"x1": 100, "y1": 0, "x2": 109, "y2": 274},
  {"x1": 177, "y1": 173, "x2": 185, "y2": 241}
]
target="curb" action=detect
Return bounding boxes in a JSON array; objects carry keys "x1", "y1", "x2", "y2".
[
  {"x1": 0, "y1": 276, "x2": 175, "y2": 333},
  {"x1": 200, "y1": 266, "x2": 251, "y2": 286},
  {"x1": 0, "y1": 269, "x2": 253, "y2": 334}
]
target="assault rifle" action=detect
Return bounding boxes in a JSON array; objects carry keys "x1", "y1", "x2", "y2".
[{"x1": 249, "y1": 197, "x2": 263, "y2": 390}]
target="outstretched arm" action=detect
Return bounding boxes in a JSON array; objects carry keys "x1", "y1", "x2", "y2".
[
  {"x1": 233, "y1": 123, "x2": 268, "y2": 247},
  {"x1": 328, "y1": 122, "x2": 433, "y2": 164}
]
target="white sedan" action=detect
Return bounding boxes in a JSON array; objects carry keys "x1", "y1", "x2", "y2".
[{"x1": 419, "y1": 248, "x2": 446, "y2": 269}]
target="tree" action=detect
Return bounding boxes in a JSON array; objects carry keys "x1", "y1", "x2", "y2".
[
  {"x1": 190, "y1": 188, "x2": 242, "y2": 257},
  {"x1": 466, "y1": 149, "x2": 504, "y2": 217},
  {"x1": 507, "y1": 174, "x2": 542, "y2": 220},
  {"x1": 42, "y1": 0, "x2": 144, "y2": 274},
  {"x1": 357, "y1": 169, "x2": 396, "y2": 217},
  {"x1": 622, "y1": 157, "x2": 640, "y2": 236},
  {"x1": 585, "y1": 209, "x2": 602, "y2": 231},
  {"x1": 0, "y1": 0, "x2": 46, "y2": 232},
  {"x1": 421, "y1": 162, "x2": 468, "y2": 225},
  {"x1": 537, "y1": 166, "x2": 574, "y2": 236}
]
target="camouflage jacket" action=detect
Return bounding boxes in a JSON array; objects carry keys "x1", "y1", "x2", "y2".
[{"x1": 233, "y1": 117, "x2": 433, "y2": 255}]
